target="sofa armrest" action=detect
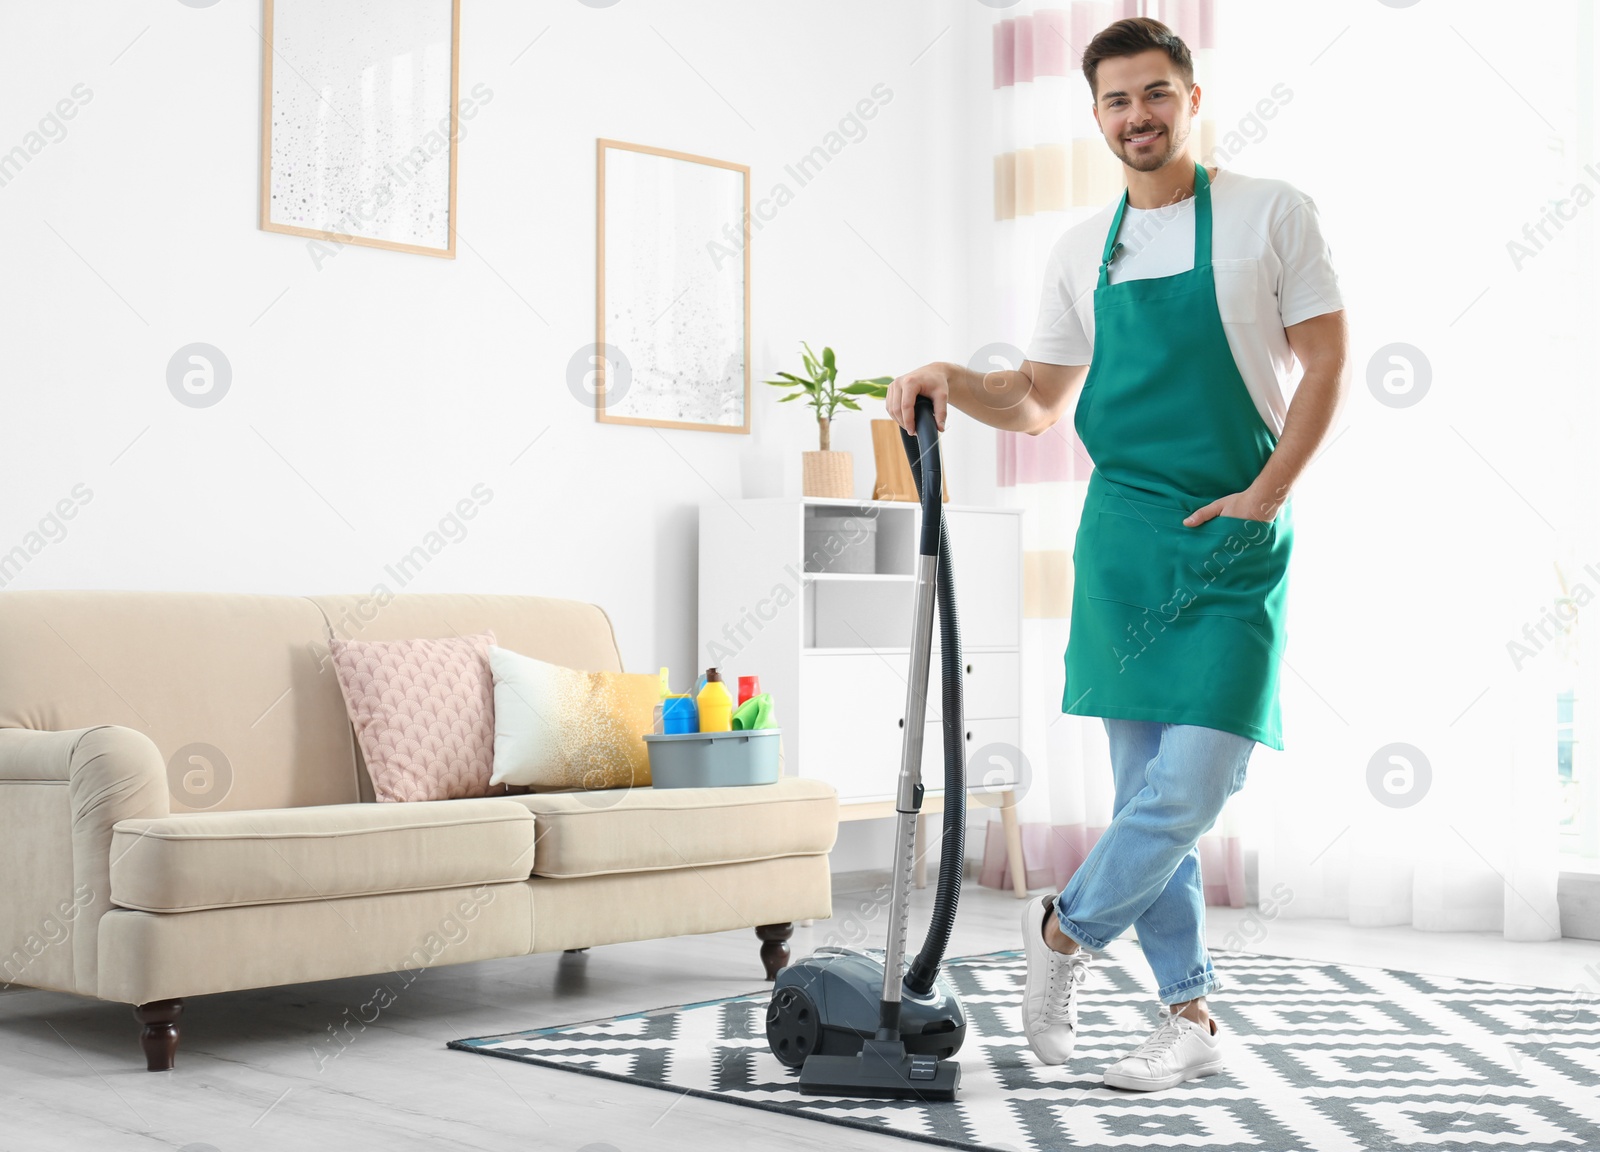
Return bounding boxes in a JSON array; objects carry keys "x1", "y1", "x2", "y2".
[{"x1": 0, "y1": 726, "x2": 168, "y2": 996}]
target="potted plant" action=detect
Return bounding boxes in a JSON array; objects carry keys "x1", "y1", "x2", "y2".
[{"x1": 764, "y1": 341, "x2": 890, "y2": 498}]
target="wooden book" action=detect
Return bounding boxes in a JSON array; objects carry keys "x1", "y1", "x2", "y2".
[{"x1": 870, "y1": 418, "x2": 950, "y2": 502}]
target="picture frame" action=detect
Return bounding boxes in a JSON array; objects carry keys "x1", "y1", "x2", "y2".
[
  {"x1": 595, "y1": 139, "x2": 751, "y2": 433},
  {"x1": 259, "y1": 0, "x2": 461, "y2": 259}
]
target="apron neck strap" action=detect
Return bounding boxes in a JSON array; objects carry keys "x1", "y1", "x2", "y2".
[
  {"x1": 1098, "y1": 161, "x2": 1213, "y2": 286},
  {"x1": 1193, "y1": 161, "x2": 1212, "y2": 269}
]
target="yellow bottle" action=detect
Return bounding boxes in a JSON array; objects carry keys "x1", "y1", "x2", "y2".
[{"x1": 696, "y1": 667, "x2": 734, "y2": 732}]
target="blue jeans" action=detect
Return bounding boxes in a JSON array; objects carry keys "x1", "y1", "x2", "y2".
[{"x1": 1052, "y1": 718, "x2": 1255, "y2": 1005}]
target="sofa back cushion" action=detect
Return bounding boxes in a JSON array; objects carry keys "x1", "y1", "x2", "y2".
[
  {"x1": 0, "y1": 590, "x2": 359, "y2": 812},
  {"x1": 0, "y1": 590, "x2": 629, "y2": 811},
  {"x1": 306, "y1": 594, "x2": 626, "y2": 803}
]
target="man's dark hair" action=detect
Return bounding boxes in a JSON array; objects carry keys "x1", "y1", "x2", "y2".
[{"x1": 1081, "y1": 17, "x2": 1194, "y2": 99}]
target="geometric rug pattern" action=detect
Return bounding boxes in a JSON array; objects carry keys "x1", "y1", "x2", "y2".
[{"x1": 449, "y1": 942, "x2": 1600, "y2": 1151}]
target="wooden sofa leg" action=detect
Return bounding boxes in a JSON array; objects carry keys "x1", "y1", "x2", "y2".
[
  {"x1": 755, "y1": 923, "x2": 793, "y2": 980},
  {"x1": 133, "y1": 999, "x2": 183, "y2": 1071}
]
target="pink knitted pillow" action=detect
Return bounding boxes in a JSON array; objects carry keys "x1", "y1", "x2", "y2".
[{"x1": 329, "y1": 630, "x2": 497, "y2": 803}]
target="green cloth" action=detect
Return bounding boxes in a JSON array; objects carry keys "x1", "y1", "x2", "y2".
[{"x1": 732, "y1": 693, "x2": 776, "y2": 730}]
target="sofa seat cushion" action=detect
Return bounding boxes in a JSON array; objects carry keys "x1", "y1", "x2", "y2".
[
  {"x1": 109, "y1": 799, "x2": 537, "y2": 913},
  {"x1": 504, "y1": 775, "x2": 838, "y2": 879}
]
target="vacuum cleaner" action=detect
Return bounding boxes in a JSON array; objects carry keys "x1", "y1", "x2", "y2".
[{"x1": 765, "y1": 394, "x2": 968, "y2": 1101}]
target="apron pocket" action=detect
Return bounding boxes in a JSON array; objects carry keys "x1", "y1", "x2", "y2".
[
  {"x1": 1082, "y1": 509, "x2": 1191, "y2": 618},
  {"x1": 1082, "y1": 508, "x2": 1279, "y2": 626},
  {"x1": 1171, "y1": 514, "x2": 1279, "y2": 625}
]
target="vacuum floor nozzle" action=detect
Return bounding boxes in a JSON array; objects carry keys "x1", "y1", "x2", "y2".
[{"x1": 798, "y1": 1038, "x2": 961, "y2": 1101}]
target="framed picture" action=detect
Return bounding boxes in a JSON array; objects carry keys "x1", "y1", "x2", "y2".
[
  {"x1": 260, "y1": 0, "x2": 460, "y2": 259},
  {"x1": 596, "y1": 139, "x2": 751, "y2": 433}
]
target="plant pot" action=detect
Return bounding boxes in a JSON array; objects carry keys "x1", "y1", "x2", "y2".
[{"x1": 802, "y1": 450, "x2": 853, "y2": 498}]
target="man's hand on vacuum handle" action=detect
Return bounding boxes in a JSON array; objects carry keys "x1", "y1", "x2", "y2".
[
  {"x1": 887, "y1": 360, "x2": 1086, "y2": 437},
  {"x1": 886, "y1": 364, "x2": 953, "y2": 435}
]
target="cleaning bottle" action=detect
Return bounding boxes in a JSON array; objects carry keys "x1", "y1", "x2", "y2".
[
  {"x1": 696, "y1": 667, "x2": 734, "y2": 732},
  {"x1": 661, "y1": 667, "x2": 698, "y2": 735},
  {"x1": 653, "y1": 667, "x2": 669, "y2": 734}
]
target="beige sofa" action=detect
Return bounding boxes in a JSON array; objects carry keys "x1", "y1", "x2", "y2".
[{"x1": 0, "y1": 590, "x2": 838, "y2": 1071}]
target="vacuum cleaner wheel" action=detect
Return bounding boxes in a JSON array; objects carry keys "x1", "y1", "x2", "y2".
[{"x1": 765, "y1": 985, "x2": 821, "y2": 1069}]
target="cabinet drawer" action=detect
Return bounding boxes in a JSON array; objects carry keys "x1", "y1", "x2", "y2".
[
  {"x1": 799, "y1": 653, "x2": 1020, "y2": 804},
  {"x1": 964, "y1": 718, "x2": 1024, "y2": 799},
  {"x1": 919, "y1": 717, "x2": 1022, "y2": 796},
  {"x1": 963, "y1": 652, "x2": 1020, "y2": 718},
  {"x1": 921, "y1": 651, "x2": 1020, "y2": 723}
]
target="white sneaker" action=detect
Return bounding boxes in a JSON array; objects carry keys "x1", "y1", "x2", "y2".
[
  {"x1": 1101, "y1": 1003, "x2": 1225, "y2": 1091},
  {"x1": 1020, "y1": 894, "x2": 1094, "y2": 1064}
]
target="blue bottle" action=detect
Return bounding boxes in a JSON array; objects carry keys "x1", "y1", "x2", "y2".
[{"x1": 661, "y1": 694, "x2": 699, "y2": 734}]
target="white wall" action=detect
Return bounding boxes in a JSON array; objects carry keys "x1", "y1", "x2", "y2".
[{"x1": 0, "y1": 0, "x2": 1005, "y2": 876}]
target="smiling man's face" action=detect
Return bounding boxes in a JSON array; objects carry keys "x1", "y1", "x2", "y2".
[{"x1": 1091, "y1": 48, "x2": 1199, "y2": 173}]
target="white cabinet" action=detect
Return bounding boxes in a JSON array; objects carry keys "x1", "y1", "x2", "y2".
[{"x1": 698, "y1": 497, "x2": 1024, "y2": 807}]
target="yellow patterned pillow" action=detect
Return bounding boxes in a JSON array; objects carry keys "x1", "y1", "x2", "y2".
[{"x1": 486, "y1": 645, "x2": 657, "y2": 790}]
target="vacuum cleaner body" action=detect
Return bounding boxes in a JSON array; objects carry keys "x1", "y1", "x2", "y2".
[
  {"x1": 766, "y1": 947, "x2": 967, "y2": 1069},
  {"x1": 764, "y1": 395, "x2": 968, "y2": 1101}
]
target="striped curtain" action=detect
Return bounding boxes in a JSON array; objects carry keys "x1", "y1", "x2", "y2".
[{"x1": 975, "y1": 1, "x2": 1250, "y2": 907}]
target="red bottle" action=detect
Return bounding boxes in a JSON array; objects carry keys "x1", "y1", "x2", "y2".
[{"x1": 737, "y1": 675, "x2": 760, "y2": 705}]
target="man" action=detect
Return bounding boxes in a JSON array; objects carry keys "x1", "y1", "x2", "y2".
[{"x1": 885, "y1": 17, "x2": 1347, "y2": 1091}]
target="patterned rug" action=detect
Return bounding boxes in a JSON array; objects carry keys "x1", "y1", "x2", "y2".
[{"x1": 448, "y1": 942, "x2": 1600, "y2": 1151}]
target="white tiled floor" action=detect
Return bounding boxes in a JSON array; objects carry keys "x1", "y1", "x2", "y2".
[{"x1": 1, "y1": 875, "x2": 1594, "y2": 1152}]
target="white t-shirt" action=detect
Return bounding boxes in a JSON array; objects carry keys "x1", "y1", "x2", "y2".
[{"x1": 1025, "y1": 167, "x2": 1343, "y2": 437}]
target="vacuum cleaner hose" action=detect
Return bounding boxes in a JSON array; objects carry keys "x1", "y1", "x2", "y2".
[{"x1": 898, "y1": 396, "x2": 965, "y2": 998}]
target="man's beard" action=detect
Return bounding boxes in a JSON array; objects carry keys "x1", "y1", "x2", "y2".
[{"x1": 1120, "y1": 126, "x2": 1184, "y2": 173}]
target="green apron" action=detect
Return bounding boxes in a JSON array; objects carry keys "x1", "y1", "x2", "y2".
[{"x1": 1063, "y1": 162, "x2": 1293, "y2": 751}]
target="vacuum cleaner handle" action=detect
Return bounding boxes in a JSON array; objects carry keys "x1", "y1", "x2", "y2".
[{"x1": 899, "y1": 395, "x2": 943, "y2": 558}]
